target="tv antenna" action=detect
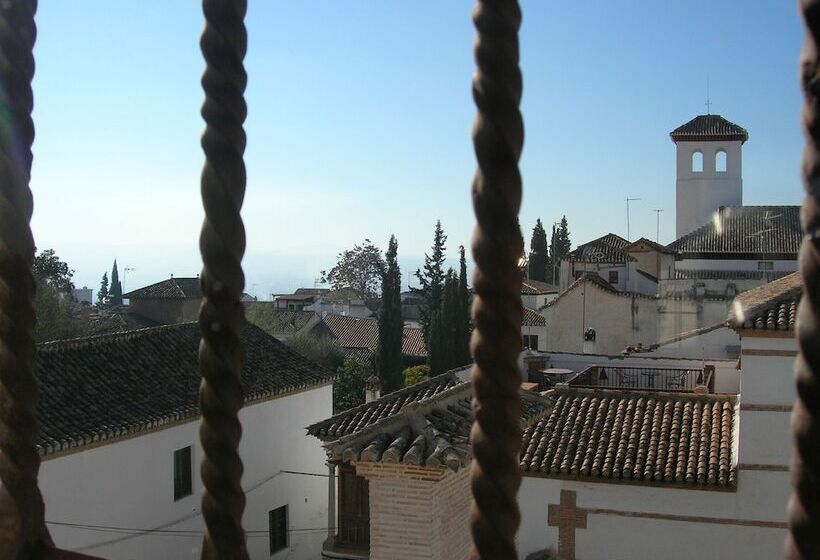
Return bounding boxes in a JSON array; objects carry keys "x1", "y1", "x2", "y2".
[
  {"x1": 652, "y1": 209, "x2": 664, "y2": 243},
  {"x1": 706, "y1": 74, "x2": 712, "y2": 114}
]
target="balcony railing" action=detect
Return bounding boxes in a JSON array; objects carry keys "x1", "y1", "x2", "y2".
[{"x1": 567, "y1": 365, "x2": 714, "y2": 393}]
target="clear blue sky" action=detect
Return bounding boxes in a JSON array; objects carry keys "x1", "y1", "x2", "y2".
[{"x1": 30, "y1": 1, "x2": 804, "y2": 297}]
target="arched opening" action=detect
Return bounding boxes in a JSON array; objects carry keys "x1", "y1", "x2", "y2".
[
  {"x1": 692, "y1": 150, "x2": 703, "y2": 173},
  {"x1": 716, "y1": 150, "x2": 727, "y2": 172}
]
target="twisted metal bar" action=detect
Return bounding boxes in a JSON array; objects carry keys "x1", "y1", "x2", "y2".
[
  {"x1": 0, "y1": 0, "x2": 54, "y2": 556},
  {"x1": 790, "y1": 2, "x2": 820, "y2": 557},
  {"x1": 468, "y1": 1, "x2": 524, "y2": 559},
  {"x1": 197, "y1": 1, "x2": 249, "y2": 558}
]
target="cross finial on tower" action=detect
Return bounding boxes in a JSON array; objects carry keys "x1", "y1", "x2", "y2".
[{"x1": 706, "y1": 74, "x2": 712, "y2": 115}]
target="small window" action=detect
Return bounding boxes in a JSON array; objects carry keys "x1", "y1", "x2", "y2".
[
  {"x1": 716, "y1": 150, "x2": 727, "y2": 172},
  {"x1": 758, "y1": 261, "x2": 774, "y2": 271},
  {"x1": 608, "y1": 270, "x2": 619, "y2": 284},
  {"x1": 173, "y1": 446, "x2": 192, "y2": 501},
  {"x1": 522, "y1": 335, "x2": 538, "y2": 350},
  {"x1": 692, "y1": 151, "x2": 703, "y2": 173},
  {"x1": 269, "y1": 505, "x2": 289, "y2": 554}
]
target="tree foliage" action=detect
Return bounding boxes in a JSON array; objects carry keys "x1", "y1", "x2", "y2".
[
  {"x1": 414, "y1": 220, "x2": 447, "y2": 345},
  {"x1": 286, "y1": 331, "x2": 345, "y2": 373},
  {"x1": 97, "y1": 272, "x2": 109, "y2": 305},
  {"x1": 377, "y1": 235, "x2": 404, "y2": 394},
  {"x1": 548, "y1": 216, "x2": 572, "y2": 284},
  {"x1": 31, "y1": 249, "x2": 88, "y2": 342},
  {"x1": 403, "y1": 364, "x2": 430, "y2": 387},
  {"x1": 108, "y1": 260, "x2": 123, "y2": 305},
  {"x1": 33, "y1": 248, "x2": 75, "y2": 294},
  {"x1": 321, "y1": 239, "x2": 386, "y2": 299},
  {"x1": 528, "y1": 219, "x2": 549, "y2": 282},
  {"x1": 457, "y1": 246, "x2": 472, "y2": 366},
  {"x1": 333, "y1": 358, "x2": 372, "y2": 413}
]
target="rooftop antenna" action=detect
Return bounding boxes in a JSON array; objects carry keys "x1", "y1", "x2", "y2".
[
  {"x1": 706, "y1": 74, "x2": 712, "y2": 115},
  {"x1": 652, "y1": 209, "x2": 664, "y2": 243},
  {"x1": 626, "y1": 197, "x2": 641, "y2": 241}
]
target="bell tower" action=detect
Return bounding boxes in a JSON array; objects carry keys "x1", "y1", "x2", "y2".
[{"x1": 670, "y1": 114, "x2": 748, "y2": 238}]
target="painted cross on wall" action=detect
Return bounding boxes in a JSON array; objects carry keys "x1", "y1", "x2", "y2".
[{"x1": 548, "y1": 489, "x2": 588, "y2": 560}]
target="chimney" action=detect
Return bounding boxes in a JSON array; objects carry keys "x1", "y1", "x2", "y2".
[{"x1": 365, "y1": 375, "x2": 381, "y2": 403}]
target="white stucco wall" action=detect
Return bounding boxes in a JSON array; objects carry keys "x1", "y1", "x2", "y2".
[
  {"x1": 38, "y1": 383, "x2": 333, "y2": 560},
  {"x1": 649, "y1": 326, "x2": 740, "y2": 361},
  {"x1": 675, "y1": 259, "x2": 798, "y2": 272},
  {"x1": 518, "y1": 470, "x2": 787, "y2": 560}
]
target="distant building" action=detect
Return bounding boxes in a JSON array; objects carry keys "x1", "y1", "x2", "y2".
[
  {"x1": 244, "y1": 304, "x2": 321, "y2": 341},
  {"x1": 72, "y1": 286, "x2": 93, "y2": 305},
  {"x1": 312, "y1": 313, "x2": 426, "y2": 363},
  {"x1": 521, "y1": 278, "x2": 558, "y2": 310}
]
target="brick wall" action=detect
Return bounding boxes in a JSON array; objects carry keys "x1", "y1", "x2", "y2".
[{"x1": 355, "y1": 462, "x2": 471, "y2": 560}]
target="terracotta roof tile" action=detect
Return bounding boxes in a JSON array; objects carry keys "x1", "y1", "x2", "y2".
[
  {"x1": 317, "y1": 313, "x2": 426, "y2": 357},
  {"x1": 727, "y1": 271, "x2": 801, "y2": 331},
  {"x1": 320, "y1": 381, "x2": 550, "y2": 472},
  {"x1": 522, "y1": 279, "x2": 558, "y2": 295},
  {"x1": 522, "y1": 307, "x2": 546, "y2": 326},
  {"x1": 520, "y1": 389, "x2": 736, "y2": 489}
]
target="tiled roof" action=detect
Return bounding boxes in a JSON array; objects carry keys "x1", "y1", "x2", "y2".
[
  {"x1": 666, "y1": 206, "x2": 801, "y2": 257},
  {"x1": 545, "y1": 273, "x2": 656, "y2": 310},
  {"x1": 36, "y1": 322, "x2": 335, "y2": 456},
  {"x1": 86, "y1": 308, "x2": 160, "y2": 336},
  {"x1": 307, "y1": 372, "x2": 465, "y2": 440},
  {"x1": 669, "y1": 114, "x2": 748, "y2": 143},
  {"x1": 520, "y1": 388, "x2": 737, "y2": 489},
  {"x1": 727, "y1": 271, "x2": 802, "y2": 331},
  {"x1": 522, "y1": 279, "x2": 558, "y2": 295},
  {"x1": 567, "y1": 233, "x2": 634, "y2": 263},
  {"x1": 523, "y1": 307, "x2": 546, "y2": 326},
  {"x1": 625, "y1": 237, "x2": 676, "y2": 255},
  {"x1": 320, "y1": 381, "x2": 551, "y2": 472},
  {"x1": 317, "y1": 314, "x2": 427, "y2": 357},
  {"x1": 673, "y1": 269, "x2": 794, "y2": 281},
  {"x1": 244, "y1": 304, "x2": 318, "y2": 336},
  {"x1": 122, "y1": 277, "x2": 202, "y2": 299}
]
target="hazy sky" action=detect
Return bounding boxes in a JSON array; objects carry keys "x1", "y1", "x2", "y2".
[{"x1": 30, "y1": 1, "x2": 804, "y2": 298}]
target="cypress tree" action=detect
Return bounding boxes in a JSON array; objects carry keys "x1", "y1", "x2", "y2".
[
  {"x1": 549, "y1": 223, "x2": 559, "y2": 284},
  {"x1": 558, "y1": 215, "x2": 572, "y2": 258},
  {"x1": 109, "y1": 259, "x2": 123, "y2": 305},
  {"x1": 377, "y1": 236, "x2": 404, "y2": 393},
  {"x1": 414, "y1": 220, "x2": 447, "y2": 346},
  {"x1": 97, "y1": 272, "x2": 109, "y2": 306},
  {"x1": 528, "y1": 219, "x2": 549, "y2": 282},
  {"x1": 457, "y1": 246, "x2": 471, "y2": 366}
]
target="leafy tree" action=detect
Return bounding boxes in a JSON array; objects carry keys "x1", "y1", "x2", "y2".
[
  {"x1": 97, "y1": 272, "x2": 109, "y2": 306},
  {"x1": 528, "y1": 219, "x2": 549, "y2": 282},
  {"x1": 286, "y1": 332, "x2": 345, "y2": 372},
  {"x1": 403, "y1": 365, "x2": 430, "y2": 387},
  {"x1": 414, "y1": 220, "x2": 447, "y2": 345},
  {"x1": 548, "y1": 216, "x2": 572, "y2": 284},
  {"x1": 321, "y1": 239, "x2": 386, "y2": 299},
  {"x1": 457, "y1": 246, "x2": 472, "y2": 366},
  {"x1": 33, "y1": 249, "x2": 74, "y2": 294},
  {"x1": 31, "y1": 249, "x2": 88, "y2": 342},
  {"x1": 333, "y1": 358, "x2": 372, "y2": 413},
  {"x1": 108, "y1": 260, "x2": 123, "y2": 305},
  {"x1": 377, "y1": 235, "x2": 403, "y2": 394}
]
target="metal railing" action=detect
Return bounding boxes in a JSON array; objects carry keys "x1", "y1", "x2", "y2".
[{"x1": 567, "y1": 365, "x2": 714, "y2": 393}]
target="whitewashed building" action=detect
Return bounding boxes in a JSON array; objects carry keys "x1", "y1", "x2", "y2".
[{"x1": 35, "y1": 322, "x2": 334, "y2": 559}]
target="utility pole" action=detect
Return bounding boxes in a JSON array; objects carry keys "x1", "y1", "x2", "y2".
[
  {"x1": 652, "y1": 209, "x2": 664, "y2": 243},
  {"x1": 626, "y1": 197, "x2": 641, "y2": 241}
]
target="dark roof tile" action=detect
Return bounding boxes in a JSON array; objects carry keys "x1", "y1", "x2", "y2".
[
  {"x1": 123, "y1": 277, "x2": 202, "y2": 299},
  {"x1": 568, "y1": 233, "x2": 633, "y2": 263},
  {"x1": 727, "y1": 271, "x2": 801, "y2": 331},
  {"x1": 670, "y1": 114, "x2": 748, "y2": 143}
]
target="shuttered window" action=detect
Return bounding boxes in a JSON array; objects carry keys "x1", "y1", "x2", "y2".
[
  {"x1": 269, "y1": 505, "x2": 288, "y2": 554},
  {"x1": 173, "y1": 446, "x2": 192, "y2": 501}
]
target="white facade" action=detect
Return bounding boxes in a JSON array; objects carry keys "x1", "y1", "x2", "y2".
[
  {"x1": 675, "y1": 139, "x2": 743, "y2": 238},
  {"x1": 39, "y1": 383, "x2": 333, "y2": 560}
]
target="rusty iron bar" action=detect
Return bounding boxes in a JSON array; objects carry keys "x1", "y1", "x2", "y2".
[
  {"x1": 468, "y1": 1, "x2": 524, "y2": 559},
  {"x1": 0, "y1": 0, "x2": 55, "y2": 557},
  {"x1": 197, "y1": 0, "x2": 249, "y2": 558},
  {"x1": 791, "y1": 2, "x2": 820, "y2": 557}
]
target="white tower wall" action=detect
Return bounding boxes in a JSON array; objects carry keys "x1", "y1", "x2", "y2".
[{"x1": 675, "y1": 140, "x2": 743, "y2": 237}]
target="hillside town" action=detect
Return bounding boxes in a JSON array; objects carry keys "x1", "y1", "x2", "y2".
[{"x1": 1, "y1": 2, "x2": 815, "y2": 560}]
